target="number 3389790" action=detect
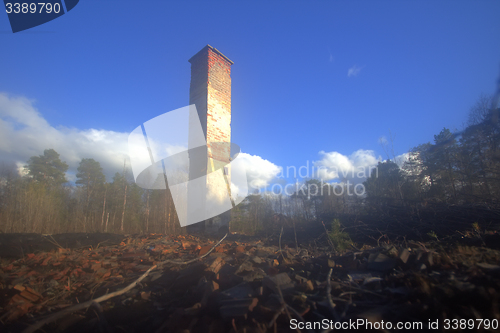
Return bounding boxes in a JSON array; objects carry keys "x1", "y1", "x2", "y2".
[{"x1": 5, "y1": 3, "x2": 61, "y2": 14}]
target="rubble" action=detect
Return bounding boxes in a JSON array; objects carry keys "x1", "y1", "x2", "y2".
[{"x1": 0, "y1": 229, "x2": 499, "y2": 333}]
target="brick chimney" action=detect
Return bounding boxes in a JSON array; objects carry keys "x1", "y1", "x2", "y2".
[{"x1": 187, "y1": 45, "x2": 233, "y2": 235}]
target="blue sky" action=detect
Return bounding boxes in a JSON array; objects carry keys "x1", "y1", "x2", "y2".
[{"x1": 1, "y1": 0, "x2": 500, "y2": 190}]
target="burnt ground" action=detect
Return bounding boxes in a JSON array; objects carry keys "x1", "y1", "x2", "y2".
[
  {"x1": 0, "y1": 233, "x2": 125, "y2": 258},
  {"x1": 1, "y1": 206, "x2": 500, "y2": 333}
]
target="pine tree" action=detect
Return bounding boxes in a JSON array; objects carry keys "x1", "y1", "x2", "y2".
[{"x1": 26, "y1": 149, "x2": 68, "y2": 186}]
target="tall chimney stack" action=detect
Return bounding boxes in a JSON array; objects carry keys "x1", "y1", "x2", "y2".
[{"x1": 187, "y1": 45, "x2": 234, "y2": 234}]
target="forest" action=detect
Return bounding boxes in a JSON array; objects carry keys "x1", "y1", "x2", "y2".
[{"x1": 0, "y1": 95, "x2": 499, "y2": 237}]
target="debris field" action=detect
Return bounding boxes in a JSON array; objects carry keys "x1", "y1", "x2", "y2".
[{"x1": 0, "y1": 229, "x2": 499, "y2": 333}]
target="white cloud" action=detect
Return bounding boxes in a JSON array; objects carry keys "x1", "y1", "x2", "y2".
[
  {"x1": 313, "y1": 149, "x2": 381, "y2": 183},
  {"x1": 394, "y1": 152, "x2": 409, "y2": 167},
  {"x1": 0, "y1": 92, "x2": 144, "y2": 180},
  {"x1": 236, "y1": 152, "x2": 282, "y2": 189},
  {"x1": 347, "y1": 65, "x2": 362, "y2": 77}
]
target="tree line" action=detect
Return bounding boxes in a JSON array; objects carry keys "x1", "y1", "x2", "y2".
[
  {"x1": 231, "y1": 94, "x2": 500, "y2": 232},
  {"x1": 0, "y1": 95, "x2": 498, "y2": 234},
  {"x1": 366, "y1": 94, "x2": 500, "y2": 208},
  {"x1": 0, "y1": 152, "x2": 180, "y2": 234}
]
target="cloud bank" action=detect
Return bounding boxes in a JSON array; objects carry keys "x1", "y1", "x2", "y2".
[
  {"x1": 0, "y1": 92, "x2": 282, "y2": 188},
  {"x1": 0, "y1": 92, "x2": 133, "y2": 181}
]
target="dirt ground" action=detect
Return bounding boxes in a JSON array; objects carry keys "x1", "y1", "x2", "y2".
[{"x1": 1, "y1": 215, "x2": 500, "y2": 333}]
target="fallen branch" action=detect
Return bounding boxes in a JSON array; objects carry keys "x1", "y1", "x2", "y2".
[
  {"x1": 268, "y1": 303, "x2": 286, "y2": 328},
  {"x1": 43, "y1": 235, "x2": 64, "y2": 249},
  {"x1": 279, "y1": 226, "x2": 284, "y2": 259},
  {"x1": 22, "y1": 265, "x2": 157, "y2": 333},
  {"x1": 325, "y1": 268, "x2": 340, "y2": 322},
  {"x1": 321, "y1": 221, "x2": 335, "y2": 250},
  {"x1": 275, "y1": 282, "x2": 300, "y2": 333},
  {"x1": 157, "y1": 232, "x2": 227, "y2": 266},
  {"x1": 22, "y1": 233, "x2": 228, "y2": 333}
]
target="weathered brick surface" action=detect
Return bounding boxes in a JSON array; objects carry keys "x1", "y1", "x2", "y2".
[
  {"x1": 188, "y1": 45, "x2": 233, "y2": 234},
  {"x1": 189, "y1": 45, "x2": 232, "y2": 165}
]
